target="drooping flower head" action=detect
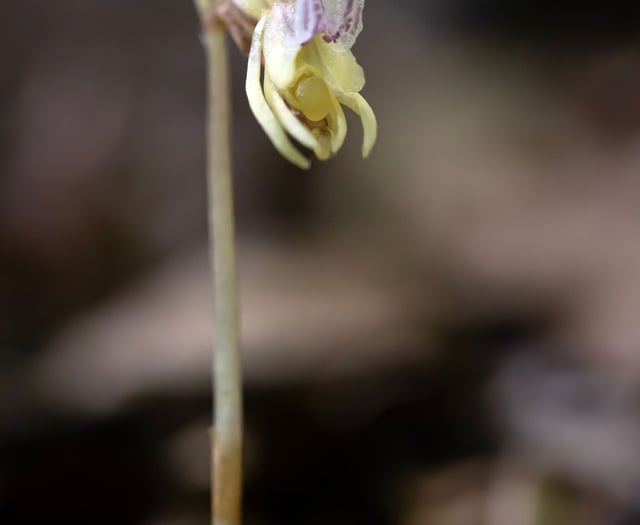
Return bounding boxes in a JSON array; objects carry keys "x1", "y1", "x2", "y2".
[{"x1": 223, "y1": 0, "x2": 377, "y2": 169}]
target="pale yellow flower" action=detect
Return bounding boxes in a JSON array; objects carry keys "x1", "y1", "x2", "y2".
[{"x1": 234, "y1": 0, "x2": 377, "y2": 169}]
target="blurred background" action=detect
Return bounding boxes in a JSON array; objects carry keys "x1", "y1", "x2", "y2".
[{"x1": 2, "y1": 1, "x2": 640, "y2": 523}]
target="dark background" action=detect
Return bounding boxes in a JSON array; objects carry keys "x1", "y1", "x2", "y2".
[{"x1": 2, "y1": 1, "x2": 640, "y2": 524}]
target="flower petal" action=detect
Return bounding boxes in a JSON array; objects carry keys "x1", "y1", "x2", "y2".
[
  {"x1": 262, "y1": 3, "x2": 300, "y2": 90},
  {"x1": 337, "y1": 92, "x2": 377, "y2": 157},
  {"x1": 246, "y1": 17, "x2": 311, "y2": 169},
  {"x1": 327, "y1": 90, "x2": 347, "y2": 153},
  {"x1": 300, "y1": 38, "x2": 365, "y2": 94},
  {"x1": 322, "y1": 0, "x2": 365, "y2": 48},
  {"x1": 312, "y1": 130, "x2": 332, "y2": 159},
  {"x1": 295, "y1": 0, "x2": 365, "y2": 48},
  {"x1": 294, "y1": 0, "x2": 323, "y2": 45},
  {"x1": 264, "y1": 76, "x2": 319, "y2": 151}
]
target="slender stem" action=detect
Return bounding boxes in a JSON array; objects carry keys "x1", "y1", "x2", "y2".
[{"x1": 194, "y1": 2, "x2": 242, "y2": 525}]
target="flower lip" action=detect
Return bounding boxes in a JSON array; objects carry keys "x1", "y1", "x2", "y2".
[{"x1": 293, "y1": 76, "x2": 333, "y2": 122}]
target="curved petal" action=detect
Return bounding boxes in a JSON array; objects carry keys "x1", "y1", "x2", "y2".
[
  {"x1": 312, "y1": 130, "x2": 332, "y2": 160},
  {"x1": 337, "y1": 92, "x2": 377, "y2": 157},
  {"x1": 264, "y1": 76, "x2": 319, "y2": 151},
  {"x1": 246, "y1": 18, "x2": 311, "y2": 169},
  {"x1": 327, "y1": 90, "x2": 347, "y2": 153}
]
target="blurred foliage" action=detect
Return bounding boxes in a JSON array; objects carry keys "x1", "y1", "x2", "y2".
[{"x1": 1, "y1": 1, "x2": 640, "y2": 524}]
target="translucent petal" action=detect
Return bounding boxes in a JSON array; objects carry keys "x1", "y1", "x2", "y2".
[
  {"x1": 293, "y1": 0, "x2": 365, "y2": 47},
  {"x1": 262, "y1": 3, "x2": 300, "y2": 90},
  {"x1": 318, "y1": 0, "x2": 365, "y2": 48},
  {"x1": 337, "y1": 92, "x2": 377, "y2": 157},
  {"x1": 246, "y1": 18, "x2": 311, "y2": 169}
]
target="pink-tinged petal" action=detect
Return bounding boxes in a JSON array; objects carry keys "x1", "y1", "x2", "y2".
[
  {"x1": 295, "y1": 0, "x2": 365, "y2": 49},
  {"x1": 294, "y1": 0, "x2": 324, "y2": 45},
  {"x1": 321, "y1": 0, "x2": 365, "y2": 48}
]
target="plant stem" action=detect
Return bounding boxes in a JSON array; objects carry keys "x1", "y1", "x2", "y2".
[{"x1": 194, "y1": 2, "x2": 242, "y2": 525}]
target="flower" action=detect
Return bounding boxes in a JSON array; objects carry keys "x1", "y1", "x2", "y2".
[{"x1": 231, "y1": 0, "x2": 377, "y2": 169}]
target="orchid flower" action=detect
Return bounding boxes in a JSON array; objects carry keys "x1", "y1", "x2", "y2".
[{"x1": 227, "y1": 0, "x2": 377, "y2": 169}]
